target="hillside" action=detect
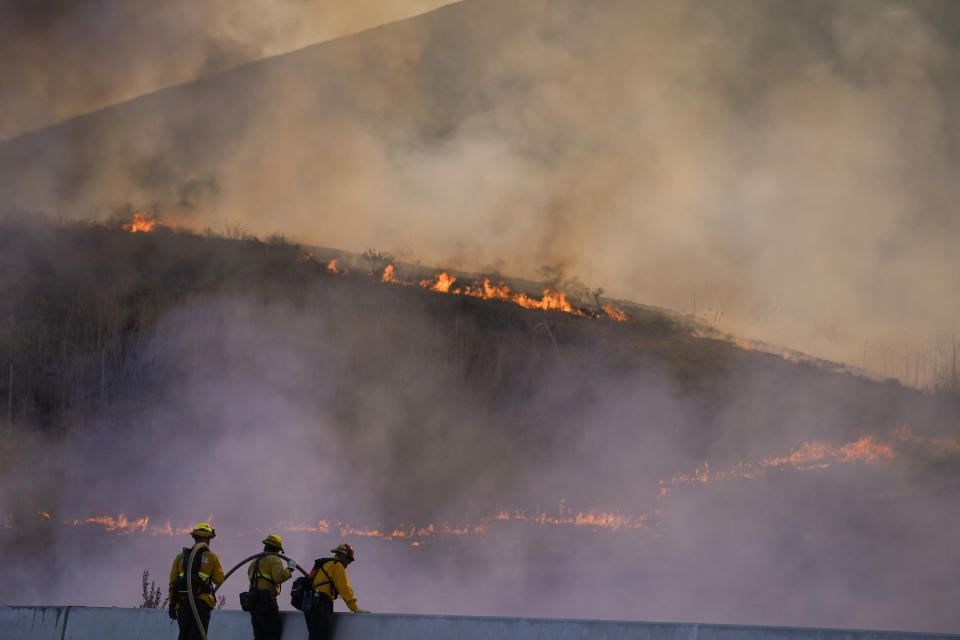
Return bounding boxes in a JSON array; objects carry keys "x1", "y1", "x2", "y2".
[
  {"x1": 1, "y1": 215, "x2": 950, "y2": 439},
  {"x1": 2, "y1": 216, "x2": 960, "y2": 630},
  {"x1": 3, "y1": 0, "x2": 958, "y2": 387}
]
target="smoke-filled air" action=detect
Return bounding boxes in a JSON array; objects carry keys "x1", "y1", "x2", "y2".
[{"x1": 1, "y1": 0, "x2": 959, "y2": 635}]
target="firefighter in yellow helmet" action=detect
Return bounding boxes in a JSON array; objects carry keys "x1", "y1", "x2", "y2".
[
  {"x1": 245, "y1": 534, "x2": 296, "y2": 640},
  {"x1": 302, "y1": 543, "x2": 370, "y2": 640},
  {"x1": 168, "y1": 523, "x2": 225, "y2": 640}
]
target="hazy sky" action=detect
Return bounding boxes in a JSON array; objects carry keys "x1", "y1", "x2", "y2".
[{"x1": 0, "y1": 0, "x2": 454, "y2": 140}]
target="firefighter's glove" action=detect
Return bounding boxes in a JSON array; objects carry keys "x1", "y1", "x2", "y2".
[
  {"x1": 355, "y1": 608, "x2": 371, "y2": 613},
  {"x1": 168, "y1": 603, "x2": 177, "y2": 620},
  {"x1": 286, "y1": 558, "x2": 297, "y2": 570}
]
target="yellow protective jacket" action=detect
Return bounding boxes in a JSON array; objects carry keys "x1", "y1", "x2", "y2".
[
  {"x1": 246, "y1": 554, "x2": 292, "y2": 595},
  {"x1": 311, "y1": 559, "x2": 361, "y2": 612},
  {"x1": 169, "y1": 548, "x2": 225, "y2": 610}
]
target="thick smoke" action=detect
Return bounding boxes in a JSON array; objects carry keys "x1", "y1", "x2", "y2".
[
  {"x1": 0, "y1": 0, "x2": 454, "y2": 141},
  {"x1": 1, "y1": 257, "x2": 958, "y2": 630},
  {"x1": 1, "y1": 0, "x2": 957, "y2": 385},
  {"x1": 1, "y1": 0, "x2": 960, "y2": 633}
]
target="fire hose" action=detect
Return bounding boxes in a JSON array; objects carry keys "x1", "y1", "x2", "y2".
[{"x1": 184, "y1": 542, "x2": 308, "y2": 640}]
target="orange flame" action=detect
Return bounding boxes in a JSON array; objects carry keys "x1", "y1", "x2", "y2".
[
  {"x1": 382, "y1": 264, "x2": 400, "y2": 283},
  {"x1": 603, "y1": 304, "x2": 628, "y2": 321},
  {"x1": 420, "y1": 271, "x2": 457, "y2": 293},
  {"x1": 19, "y1": 431, "x2": 945, "y2": 543},
  {"x1": 117, "y1": 222, "x2": 631, "y2": 322},
  {"x1": 456, "y1": 279, "x2": 576, "y2": 313},
  {"x1": 659, "y1": 434, "x2": 902, "y2": 498},
  {"x1": 837, "y1": 435, "x2": 896, "y2": 462},
  {"x1": 758, "y1": 435, "x2": 895, "y2": 468},
  {"x1": 416, "y1": 272, "x2": 594, "y2": 316},
  {"x1": 65, "y1": 513, "x2": 151, "y2": 534},
  {"x1": 122, "y1": 212, "x2": 162, "y2": 233},
  {"x1": 332, "y1": 265, "x2": 629, "y2": 321},
  {"x1": 28, "y1": 504, "x2": 655, "y2": 544}
]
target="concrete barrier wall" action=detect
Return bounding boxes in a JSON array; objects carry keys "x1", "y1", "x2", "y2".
[
  {"x1": 0, "y1": 606, "x2": 68, "y2": 640},
  {"x1": 2, "y1": 606, "x2": 958, "y2": 640}
]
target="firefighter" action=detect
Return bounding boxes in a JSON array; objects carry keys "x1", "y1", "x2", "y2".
[
  {"x1": 246, "y1": 534, "x2": 296, "y2": 640},
  {"x1": 302, "y1": 543, "x2": 370, "y2": 640},
  {"x1": 168, "y1": 522, "x2": 225, "y2": 640}
]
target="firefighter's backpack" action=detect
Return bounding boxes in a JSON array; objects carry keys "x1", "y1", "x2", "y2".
[
  {"x1": 172, "y1": 547, "x2": 212, "y2": 598},
  {"x1": 291, "y1": 558, "x2": 337, "y2": 611}
]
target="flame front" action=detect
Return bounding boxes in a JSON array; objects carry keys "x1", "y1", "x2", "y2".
[
  {"x1": 122, "y1": 212, "x2": 162, "y2": 233},
  {"x1": 65, "y1": 513, "x2": 152, "y2": 534},
  {"x1": 659, "y1": 433, "x2": 902, "y2": 497},
  {"x1": 603, "y1": 304, "x2": 628, "y2": 321},
  {"x1": 11, "y1": 429, "x2": 947, "y2": 545},
  {"x1": 381, "y1": 264, "x2": 400, "y2": 283},
  {"x1": 408, "y1": 271, "x2": 628, "y2": 320},
  {"x1": 421, "y1": 271, "x2": 456, "y2": 292},
  {"x1": 20, "y1": 505, "x2": 654, "y2": 543}
]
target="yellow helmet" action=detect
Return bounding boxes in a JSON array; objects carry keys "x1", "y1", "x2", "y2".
[
  {"x1": 191, "y1": 522, "x2": 216, "y2": 539},
  {"x1": 262, "y1": 534, "x2": 284, "y2": 551}
]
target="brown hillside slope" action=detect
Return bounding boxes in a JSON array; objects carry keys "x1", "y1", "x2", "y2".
[{"x1": 1, "y1": 217, "x2": 959, "y2": 631}]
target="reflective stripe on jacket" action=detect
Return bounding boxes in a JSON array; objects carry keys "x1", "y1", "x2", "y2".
[{"x1": 169, "y1": 549, "x2": 225, "y2": 609}]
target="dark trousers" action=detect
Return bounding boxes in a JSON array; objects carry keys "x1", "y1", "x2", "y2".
[
  {"x1": 303, "y1": 593, "x2": 335, "y2": 640},
  {"x1": 250, "y1": 599, "x2": 283, "y2": 640},
  {"x1": 176, "y1": 599, "x2": 211, "y2": 640}
]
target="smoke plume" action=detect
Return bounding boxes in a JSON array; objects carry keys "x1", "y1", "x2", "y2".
[
  {"x1": 1, "y1": 0, "x2": 959, "y2": 633},
  {"x1": 1, "y1": 0, "x2": 957, "y2": 385}
]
